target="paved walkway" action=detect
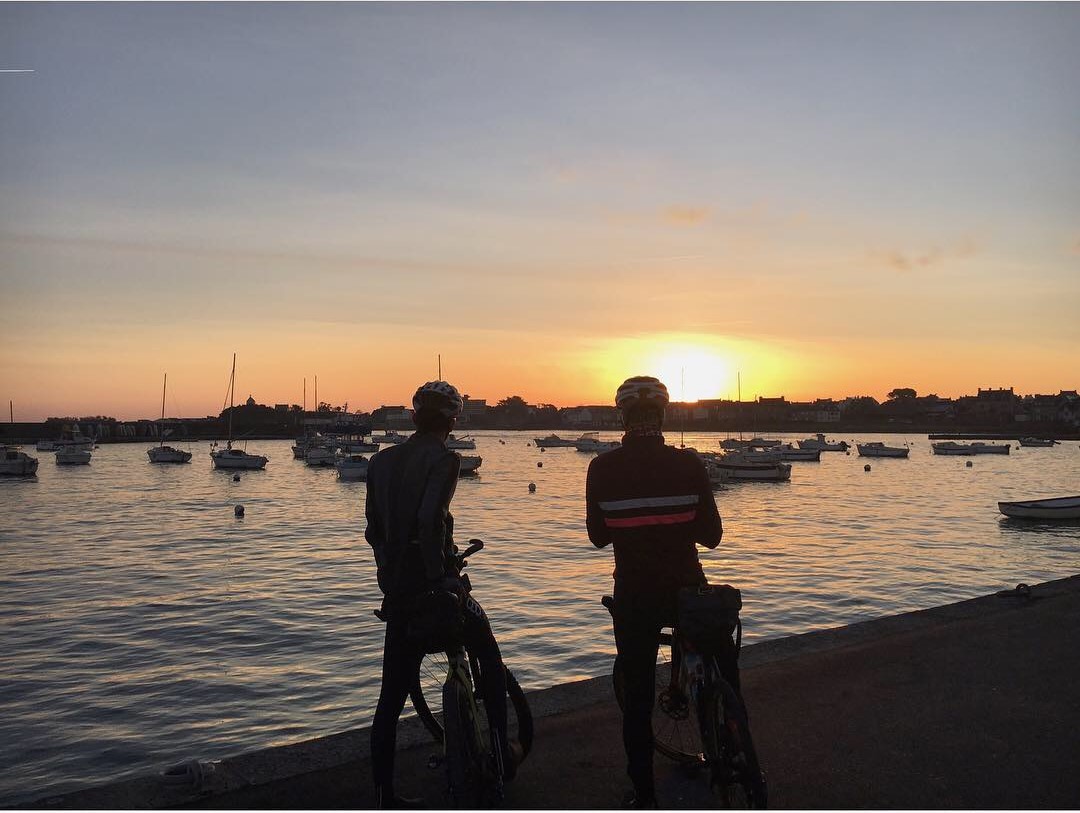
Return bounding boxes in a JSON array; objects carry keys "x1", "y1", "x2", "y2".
[{"x1": 31, "y1": 575, "x2": 1080, "y2": 809}]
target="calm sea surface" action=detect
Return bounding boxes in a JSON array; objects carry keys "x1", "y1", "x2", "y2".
[{"x1": 2, "y1": 431, "x2": 1078, "y2": 804}]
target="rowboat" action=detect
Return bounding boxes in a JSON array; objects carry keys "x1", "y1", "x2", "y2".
[
  {"x1": 458, "y1": 455, "x2": 483, "y2": 475},
  {"x1": 998, "y1": 495, "x2": 1080, "y2": 520}
]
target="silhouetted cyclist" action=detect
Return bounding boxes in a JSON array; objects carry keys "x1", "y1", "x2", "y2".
[
  {"x1": 586, "y1": 376, "x2": 723, "y2": 809},
  {"x1": 366, "y1": 380, "x2": 515, "y2": 809}
]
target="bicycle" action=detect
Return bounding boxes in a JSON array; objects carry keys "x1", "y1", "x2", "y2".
[
  {"x1": 405, "y1": 539, "x2": 534, "y2": 808},
  {"x1": 602, "y1": 585, "x2": 767, "y2": 808}
]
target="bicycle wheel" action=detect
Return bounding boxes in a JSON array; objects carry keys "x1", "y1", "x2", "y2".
[
  {"x1": 442, "y1": 678, "x2": 487, "y2": 809},
  {"x1": 411, "y1": 652, "x2": 534, "y2": 761},
  {"x1": 612, "y1": 632, "x2": 705, "y2": 763},
  {"x1": 702, "y1": 672, "x2": 768, "y2": 809}
]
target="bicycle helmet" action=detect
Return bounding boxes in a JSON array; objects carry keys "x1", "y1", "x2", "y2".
[
  {"x1": 412, "y1": 380, "x2": 464, "y2": 418},
  {"x1": 615, "y1": 376, "x2": 670, "y2": 412}
]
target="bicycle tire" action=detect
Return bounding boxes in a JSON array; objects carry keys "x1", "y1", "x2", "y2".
[
  {"x1": 442, "y1": 678, "x2": 487, "y2": 809},
  {"x1": 411, "y1": 654, "x2": 534, "y2": 761},
  {"x1": 704, "y1": 672, "x2": 768, "y2": 809},
  {"x1": 611, "y1": 632, "x2": 705, "y2": 764}
]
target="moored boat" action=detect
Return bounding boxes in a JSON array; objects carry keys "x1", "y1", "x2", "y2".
[
  {"x1": 148, "y1": 374, "x2": 193, "y2": 463},
  {"x1": 573, "y1": 432, "x2": 621, "y2": 453},
  {"x1": 458, "y1": 455, "x2": 483, "y2": 475},
  {"x1": 209, "y1": 355, "x2": 268, "y2": 471},
  {"x1": 797, "y1": 433, "x2": 849, "y2": 452},
  {"x1": 304, "y1": 446, "x2": 338, "y2": 467},
  {"x1": 857, "y1": 442, "x2": 909, "y2": 458},
  {"x1": 705, "y1": 452, "x2": 791, "y2": 482},
  {"x1": 533, "y1": 434, "x2": 577, "y2": 448},
  {"x1": 971, "y1": 442, "x2": 1010, "y2": 455},
  {"x1": 932, "y1": 441, "x2": 975, "y2": 456},
  {"x1": 371, "y1": 430, "x2": 409, "y2": 445},
  {"x1": 998, "y1": 495, "x2": 1080, "y2": 520},
  {"x1": 1018, "y1": 437, "x2": 1057, "y2": 448},
  {"x1": 1, "y1": 447, "x2": 39, "y2": 475},
  {"x1": 445, "y1": 434, "x2": 476, "y2": 450},
  {"x1": 35, "y1": 439, "x2": 58, "y2": 451},
  {"x1": 336, "y1": 454, "x2": 370, "y2": 480},
  {"x1": 55, "y1": 448, "x2": 92, "y2": 465}
]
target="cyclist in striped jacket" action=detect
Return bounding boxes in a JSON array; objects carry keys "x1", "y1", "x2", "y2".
[{"x1": 586, "y1": 376, "x2": 723, "y2": 809}]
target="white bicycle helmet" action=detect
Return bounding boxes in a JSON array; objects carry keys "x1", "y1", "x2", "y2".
[
  {"x1": 412, "y1": 380, "x2": 464, "y2": 418},
  {"x1": 615, "y1": 376, "x2": 670, "y2": 411}
]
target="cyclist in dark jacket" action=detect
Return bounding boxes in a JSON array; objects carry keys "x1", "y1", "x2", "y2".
[
  {"x1": 586, "y1": 376, "x2": 723, "y2": 808},
  {"x1": 366, "y1": 380, "x2": 514, "y2": 809}
]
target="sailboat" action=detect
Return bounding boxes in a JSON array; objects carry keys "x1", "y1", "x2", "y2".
[
  {"x1": 210, "y1": 354, "x2": 269, "y2": 470},
  {"x1": 148, "y1": 373, "x2": 192, "y2": 463}
]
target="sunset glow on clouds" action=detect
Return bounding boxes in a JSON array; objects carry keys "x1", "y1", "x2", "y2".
[{"x1": 1, "y1": 4, "x2": 1077, "y2": 421}]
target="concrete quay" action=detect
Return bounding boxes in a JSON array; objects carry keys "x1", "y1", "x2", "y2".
[{"x1": 26, "y1": 574, "x2": 1080, "y2": 809}]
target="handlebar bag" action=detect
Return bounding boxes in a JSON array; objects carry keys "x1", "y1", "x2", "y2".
[
  {"x1": 677, "y1": 583, "x2": 742, "y2": 655},
  {"x1": 406, "y1": 589, "x2": 465, "y2": 654}
]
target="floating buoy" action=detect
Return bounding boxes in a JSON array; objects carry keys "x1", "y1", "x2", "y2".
[
  {"x1": 528, "y1": 482, "x2": 537, "y2": 493},
  {"x1": 540, "y1": 447, "x2": 545, "y2": 453},
  {"x1": 864, "y1": 464, "x2": 871, "y2": 472},
  {"x1": 537, "y1": 461, "x2": 542, "y2": 468},
  {"x1": 232, "y1": 474, "x2": 240, "y2": 482},
  {"x1": 234, "y1": 504, "x2": 245, "y2": 517},
  {"x1": 499, "y1": 440, "x2": 505, "y2": 445},
  {"x1": 966, "y1": 460, "x2": 973, "y2": 467},
  {"x1": 845, "y1": 451, "x2": 851, "y2": 456}
]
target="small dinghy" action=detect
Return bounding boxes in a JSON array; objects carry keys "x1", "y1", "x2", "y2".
[{"x1": 998, "y1": 495, "x2": 1080, "y2": 520}]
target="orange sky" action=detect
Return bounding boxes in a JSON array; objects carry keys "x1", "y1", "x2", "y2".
[{"x1": 2, "y1": 5, "x2": 1078, "y2": 422}]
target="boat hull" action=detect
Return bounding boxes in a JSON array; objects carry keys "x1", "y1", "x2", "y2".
[
  {"x1": 857, "y1": 444, "x2": 909, "y2": 458},
  {"x1": 0, "y1": 453, "x2": 39, "y2": 475},
  {"x1": 999, "y1": 496, "x2": 1080, "y2": 520},
  {"x1": 1019, "y1": 438, "x2": 1056, "y2": 447},
  {"x1": 458, "y1": 455, "x2": 482, "y2": 475},
  {"x1": 55, "y1": 450, "x2": 92, "y2": 465},
  {"x1": 148, "y1": 447, "x2": 192, "y2": 463},
  {"x1": 211, "y1": 452, "x2": 268, "y2": 470}
]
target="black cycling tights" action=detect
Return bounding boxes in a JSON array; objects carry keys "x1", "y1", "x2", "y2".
[{"x1": 371, "y1": 594, "x2": 508, "y2": 796}]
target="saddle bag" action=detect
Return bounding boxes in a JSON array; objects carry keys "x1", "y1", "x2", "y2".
[
  {"x1": 677, "y1": 583, "x2": 742, "y2": 657},
  {"x1": 405, "y1": 589, "x2": 465, "y2": 654}
]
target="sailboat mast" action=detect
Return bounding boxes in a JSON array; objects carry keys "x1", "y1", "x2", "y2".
[
  {"x1": 303, "y1": 377, "x2": 306, "y2": 412},
  {"x1": 228, "y1": 353, "x2": 236, "y2": 444},
  {"x1": 160, "y1": 373, "x2": 167, "y2": 448},
  {"x1": 438, "y1": 354, "x2": 442, "y2": 380}
]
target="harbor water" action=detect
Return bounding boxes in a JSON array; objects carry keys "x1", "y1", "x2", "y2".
[{"x1": 2, "y1": 431, "x2": 1078, "y2": 805}]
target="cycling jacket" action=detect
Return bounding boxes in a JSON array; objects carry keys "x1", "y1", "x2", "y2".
[
  {"x1": 586, "y1": 433, "x2": 723, "y2": 595},
  {"x1": 365, "y1": 431, "x2": 460, "y2": 602}
]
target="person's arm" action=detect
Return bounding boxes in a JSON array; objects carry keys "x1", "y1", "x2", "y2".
[
  {"x1": 693, "y1": 458, "x2": 723, "y2": 549},
  {"x1": 364, "y1": 456, "x2": 385, "y2": 566},
  {"x1": 416, "y1": 452, "x2": 460, "y2": 581},
  {"x1": 586, "y1": 458, "x2": 611, "y2": 549}
]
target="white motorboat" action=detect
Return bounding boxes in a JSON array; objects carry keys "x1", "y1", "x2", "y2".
[
  {"x1": 336, "y1": 454, "x2": 370, "y2": 480},
  {"x1": 458, "y1": 455, "x2": 483, "y2": 475},
  {"x1": 54, "y1": 430, "x2": 95, "y2": 451},
  {"x1": 573, "y1": 432, "x2": 621, "y2": 453},
  {"x1": 445, "y1": 434, "x2": 477, "y2": 450},
  {"x1": 719, "y1": 438, "x2": 752, "y2": 450},
  {"x1": 971, "y1": 442, "x2": 1010, "y2": 455},
  {"x1": 998, "y1": 495, "x2": 1080, "y2": 520},
  {"x1": 305, "y1": 446, "x2": 338, "y2": 467},
  {"x1": 35, "y1": 439, "x2": 58, "y2": 451},
  {"x1": 857, "y1": 442, "x2": 909, "y2": 458},
  {"x1": 797, "y1": 433, "x2": 849, "y2": 452},
  {"x1": 371, "y1": 430, "x2": 409, "y2": 444},
  {"x1": 148, "y1": 373, "x2": 193, "y2": 463},
  {"x1": 706, "y1": 452, "x2": 791, "y2": 481},
  {"x1": 1018, "y1": 437, "x2": 1057, "y2": 448},
  {"x1": 774, "y1": 443, "x2": 821, "y2": 461},
  {"x1": 55, "y1": 448, "x2": 92, "y2": 465},
  {"x1": 533, "y1": 434, "x2": 577, "y2": 448},
  {"x1": 338, "y1": 437, "x2": 380, "y2": 453},
  {"x1": 210, "y1": 354, "x2": 268, "y2": 471},
  {"x1": 1, "y1": 447, "x2": 39, "y2": 475},
  {"x1": 932, "y1": 441, "x2": 976, "y2": 456}
]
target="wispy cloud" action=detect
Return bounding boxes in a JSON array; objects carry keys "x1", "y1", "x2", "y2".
[
  {"x1": 872, "y1": 238, "x2": 978, "y2": 272},
  {"x1": 662, "y1": 205, "x2": 712, "y2": 227}
]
